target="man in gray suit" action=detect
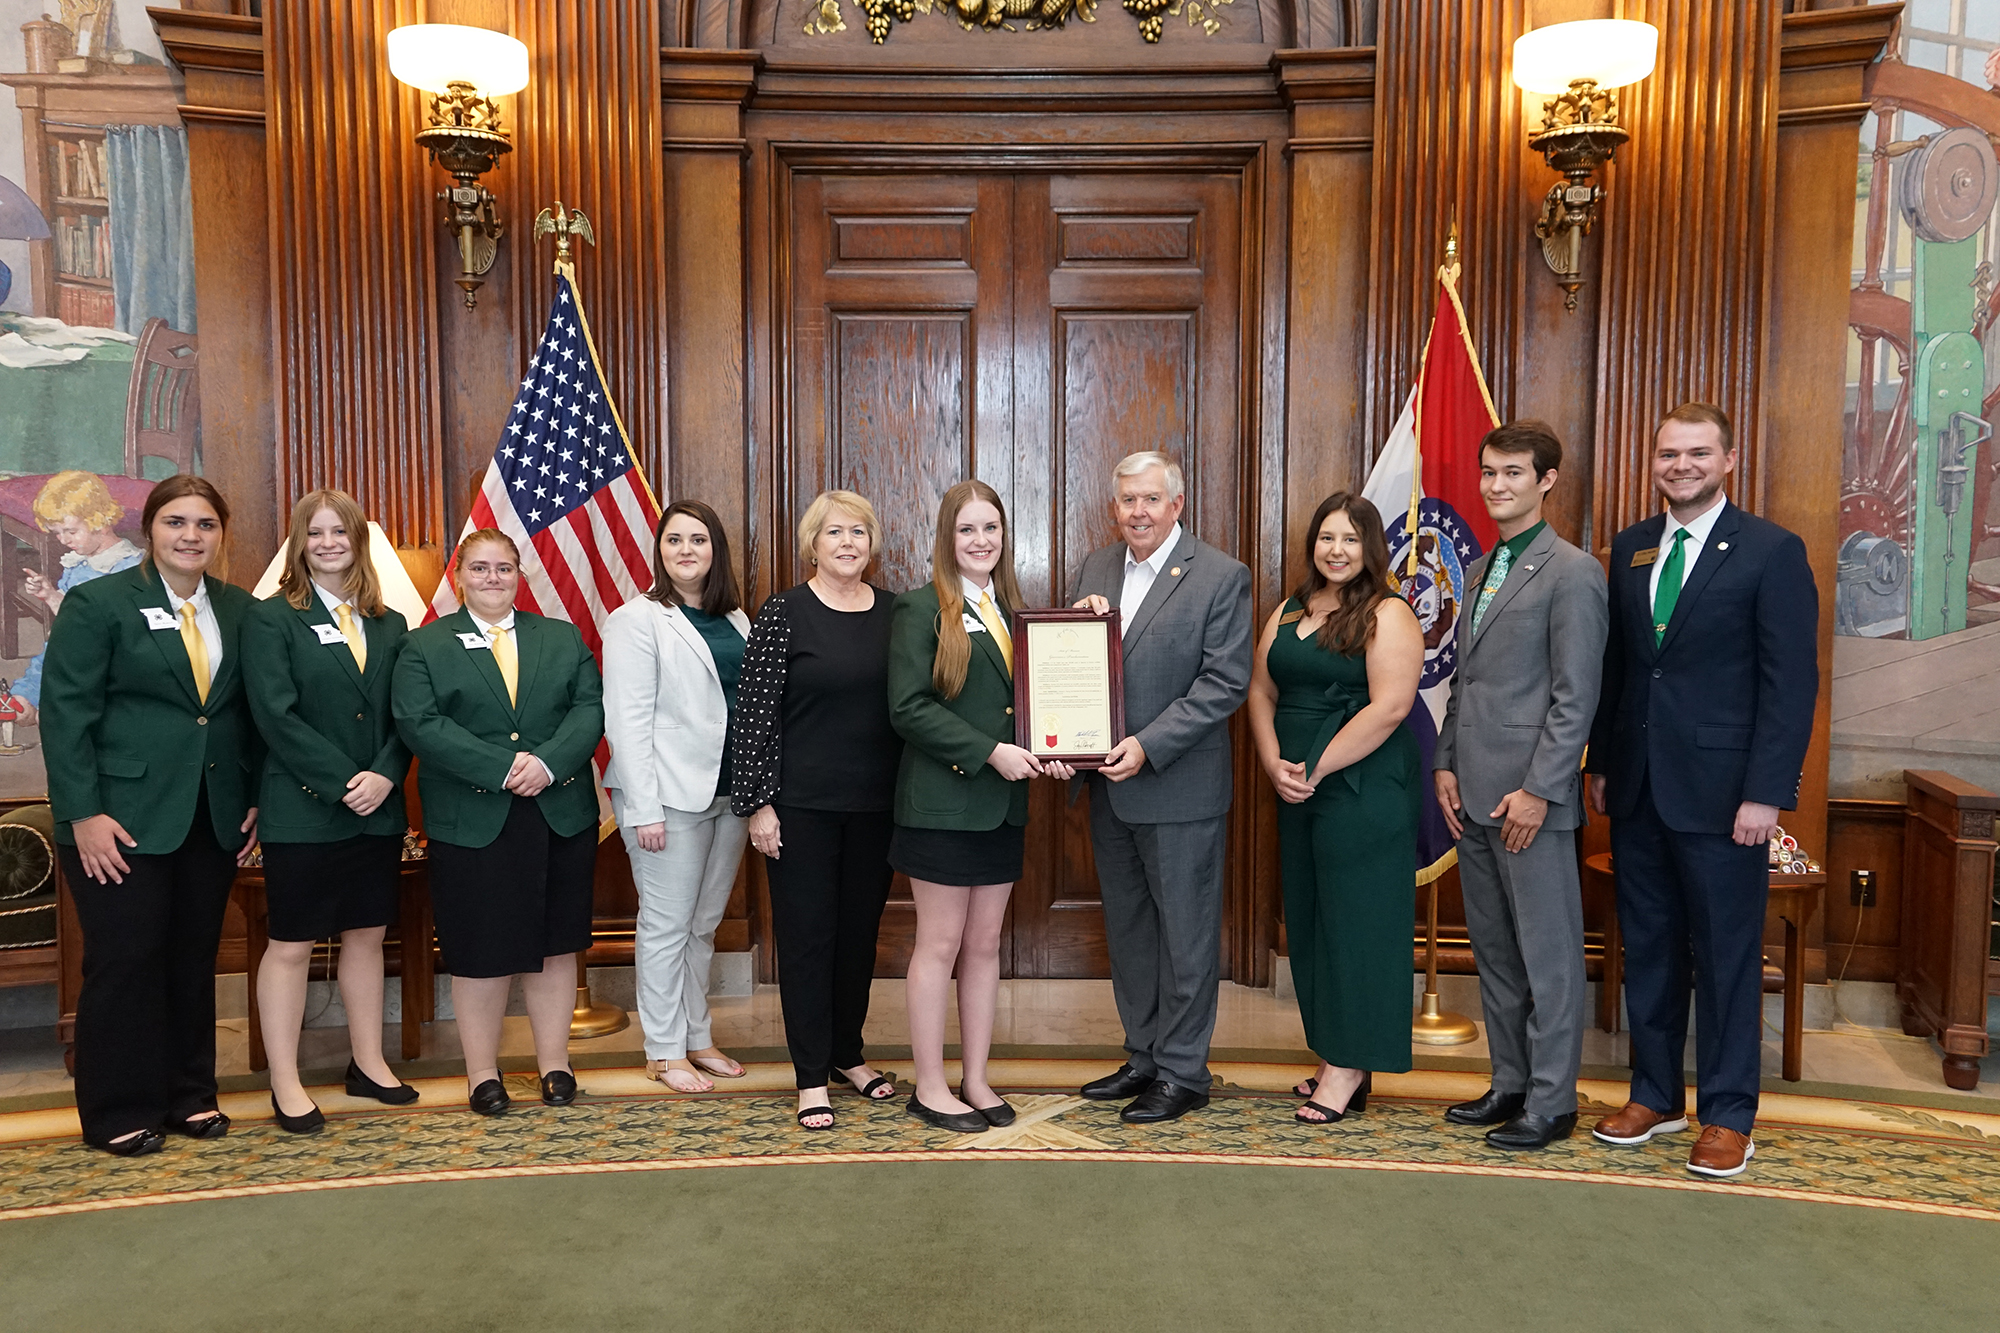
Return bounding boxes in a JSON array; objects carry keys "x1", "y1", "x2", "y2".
[
  {"x1": 1432, "y1": 421, "x2": 1607, "y2": 1150},
  {"x1": 1070, "y1": 451, "x2": 1253, "y2": 1123}
]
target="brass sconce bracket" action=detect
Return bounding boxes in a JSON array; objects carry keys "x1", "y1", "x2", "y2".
[
  {"x1": 415, "y1": 80, "x2": 512, "y2": 308},
  {"x1": 1529, "y1": 78, "x2": 1629, "y2": 312}
]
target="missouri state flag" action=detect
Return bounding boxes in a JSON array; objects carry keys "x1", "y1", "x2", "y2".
[{"x1": 1360, "y1": 272, "x2": 1500, "y2": 885}]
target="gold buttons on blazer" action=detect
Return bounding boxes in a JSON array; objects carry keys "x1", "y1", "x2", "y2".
[
  {"x1": 1005, "y1": 707, "x2": 1014, "y2": 715},
  {"x1": 510, "y1": 732, "x2": 520, "y2": 740},
  {"x1": 196, "y1": 716, "x2": 207, "y2": 725},
  {"x1": 357, "y1": 713, "x2": 365, "y2": 721}
]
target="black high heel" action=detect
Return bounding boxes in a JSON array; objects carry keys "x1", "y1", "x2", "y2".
[
  {"x1": 271, "y1": 1094, "x2": 325, "y2": 1135},
  {"x1": 1295, "y1": 1071, "x2": 1370, "y2": 1126},
  {"x1": 345, "y1": 1059, "x2": 419, "y2": 1105}
]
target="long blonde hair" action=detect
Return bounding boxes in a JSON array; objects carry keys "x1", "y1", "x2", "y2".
[
  {"x1": 278, "y1": 488, "x2": 386, "y2": 616},
  {"x1": 930, "y1": 480, "x2": 1024, "y2": 699}
]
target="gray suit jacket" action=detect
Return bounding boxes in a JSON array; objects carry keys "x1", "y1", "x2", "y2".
[
  {"x1": 1432, "y1": 524, "x2": 1607, "y2": 831},
  {"x1": 1071, "y1": 530, "x2": 1253, "y2": 824}
]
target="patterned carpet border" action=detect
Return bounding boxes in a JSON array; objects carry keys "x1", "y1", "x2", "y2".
[{"x1": 6, "y1": 1062, "x2": 2000, "y2": 1224}]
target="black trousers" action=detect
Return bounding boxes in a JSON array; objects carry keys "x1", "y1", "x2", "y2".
[
  {"x1": 59, "y1": 793, "x2": 237, "y2": 1145},
  {"x1": 764, "y1": 805, "x2": 893, "y2": 1089},
  {"x1": 1611, "y1": 775, "x2": 1770, "y2": 1136}
]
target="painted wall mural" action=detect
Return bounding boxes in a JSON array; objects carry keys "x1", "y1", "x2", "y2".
[
  {"x1": 0, "y1": 0, "x2": 195, "y2": 806},
  {"x1": 1836, "y1": 1, "x2": 2000, "y2": 796}
]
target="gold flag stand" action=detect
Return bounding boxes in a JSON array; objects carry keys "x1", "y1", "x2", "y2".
[
  {"x1": 529, "y1": 199, "x2": 628, "y2": 1042},
  {"x1": 1412, "y1": 876, "x2": 1477, "y2": 1045}
]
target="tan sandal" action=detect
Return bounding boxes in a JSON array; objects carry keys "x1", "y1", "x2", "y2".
[
  {"x1": 689, "y1": 1051, "x2": 746, "y2": 1079},
  {"x1": 646, "y1": 1059, "x2": 713, "y2": 1093}
]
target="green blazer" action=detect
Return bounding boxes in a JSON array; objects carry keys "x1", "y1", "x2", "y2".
[
  {"x1": 392, "y1": 608, "x2": 604, "y2": 849},
  {"x1": 43, "y1": 563, "x2": 260, "y2": 854},
  {"x1": 887, "y1": 583, "x2": 1028, "y2": 831},
  {"x1": 242, "y1": 591, "x2": 411, "y2": 843}
]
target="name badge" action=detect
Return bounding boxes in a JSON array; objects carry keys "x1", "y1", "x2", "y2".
[
  {"x1": 141, "y1": 607, "x2": 178, "y2": 631},
  {"x1": 962, "y1": 613, "x2": 988, "y2": 635},
  {"x1": 1630, "y1": 547, "x2": 1659, "y2": 568},
  {"x1": 457, "y1": 632, "x2": 491, "y2": 651},
  {"x1": 1278, "y1": 609, "x2": 1304, "y2": 626},
  {"x1": 313, "y1": 623, "x2": 348, "y2": 646}
]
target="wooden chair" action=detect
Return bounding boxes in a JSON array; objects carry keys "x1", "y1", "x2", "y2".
[{"x1": 123, "y1": 317, "x2": 200, "y2": 477}]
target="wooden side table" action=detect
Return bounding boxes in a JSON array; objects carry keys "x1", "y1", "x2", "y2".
[
  {"x1": 1585, "y1": 852, "x2": 1823, "y2": 1082},
  {"x1": 233, "y1": 860, "x2": 436, "y2": 1073}
]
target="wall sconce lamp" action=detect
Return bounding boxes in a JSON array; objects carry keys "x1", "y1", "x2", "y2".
[
  {"x1": 387, "y1": 23, "x2": 530, "y2": 309},
  {"x1": 1513, "y1": 19, "x2": 1659, "y2": 311}
]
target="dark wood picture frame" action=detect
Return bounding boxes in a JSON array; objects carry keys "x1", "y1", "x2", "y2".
[{"x1": 1012, "y1": 607, "x2": 1125, "y2": 770}]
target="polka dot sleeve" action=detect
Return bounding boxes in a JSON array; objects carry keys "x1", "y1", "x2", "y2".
[{"x1": 727, "y1": 591, "x2": 791, "y2": 818}]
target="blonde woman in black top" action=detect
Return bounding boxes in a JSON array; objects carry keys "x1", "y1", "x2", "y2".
[{"x1": 731, "y1": 490, "x2": 902, "y2": 1130}]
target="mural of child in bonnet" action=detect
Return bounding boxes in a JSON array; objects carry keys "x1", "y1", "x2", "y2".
[{"x1": 11, "y1": 469, "x2": 143, "y2": 723}]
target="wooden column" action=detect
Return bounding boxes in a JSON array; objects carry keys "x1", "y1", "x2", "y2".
[{"x1": 1766, "y1": 4, "x2": 1901, "y2": 975}]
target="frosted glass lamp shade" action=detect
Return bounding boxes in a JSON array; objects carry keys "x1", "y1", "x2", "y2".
[
  {"x1": 386, "y1": 24, "x2": 529, "y2": 96},
  {"x1": 1512, "y1": 20, "x2": 1659, "y2": 94}
]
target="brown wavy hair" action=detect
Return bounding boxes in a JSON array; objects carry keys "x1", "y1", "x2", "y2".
[
  {"x1": 140, "y1": 474, "x2": 230, "y2": 573},
  {"x1": 644, "y1": 499, "x2": 741, "y2": 616},
  {"x1": 277, "y1": 488, "x2": 385, "y2": 616},
  {"x1": 929, "y1": 480, "x2": 1025, "y2": 700},
  {"x1": 1292, "y1": 492, "x2": 1394, "y2": 656}
]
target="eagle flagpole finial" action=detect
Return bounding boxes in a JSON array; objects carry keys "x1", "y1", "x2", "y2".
[{"x1": 532, "y1": 200, "x2": 597, "y2": 277}]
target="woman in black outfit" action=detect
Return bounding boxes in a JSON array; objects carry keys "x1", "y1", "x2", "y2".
[{"x1": 731, "y1": 489, "x2": 902, "y2": 1131}]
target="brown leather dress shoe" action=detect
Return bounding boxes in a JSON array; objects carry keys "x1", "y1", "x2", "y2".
[
  {"x1": 1591, "y1": 1100, "x2": 1690, "y2": 1145},
  {"x1": 1686, "y1": 1125, "x2": 1755, "y2": 1178}
]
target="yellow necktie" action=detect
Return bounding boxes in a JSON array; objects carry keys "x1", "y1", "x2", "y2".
[
  {"x1": 179, "y1": 602, "x2": 210, "y2": 704},
  {"x1": 977, "y1": 591, "x2": 1013, "y2": 674},
  {"x1": 335, "y1": 603, "x2": 366, "y2": 672},
  {"x1": 488, "y1": 625, "x2": 518, "y2": 706}
]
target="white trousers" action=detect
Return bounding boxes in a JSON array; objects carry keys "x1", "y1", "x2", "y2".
[{"x1": 614, "y1": 793, "x2": 748, "y2": 1061}]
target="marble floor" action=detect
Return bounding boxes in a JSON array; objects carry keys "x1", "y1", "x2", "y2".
[{"x1": 4, "y1": 973, "x2": 1996, "y2": 1105}]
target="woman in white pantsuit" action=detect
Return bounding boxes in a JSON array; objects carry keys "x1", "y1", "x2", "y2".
[{"x1": 603, "y1": 500, "x2": 752, "y2": 1092}]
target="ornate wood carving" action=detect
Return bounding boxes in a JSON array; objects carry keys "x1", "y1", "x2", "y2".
[{"x1": 1590, "y1": 0, "x2": 1780, "y2": 539}]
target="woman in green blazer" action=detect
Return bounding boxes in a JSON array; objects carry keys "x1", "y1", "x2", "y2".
[
  {"x1": 889, "y1": 479, "x2": 1074, "y2": 1134},
  {"x1": 43, "y1": 475, "x2": 260, "y2": 1156},
  {"x1": 243, "y1": 488, "x2": 418, "y2": 1133},
  {"x1": 393, "y1": 529, "x2": 604, "y2": 1116}
]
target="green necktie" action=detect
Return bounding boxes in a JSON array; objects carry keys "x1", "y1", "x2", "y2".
[
  {"x1": 1652, "y1": 529, "x2": 1692, "y2": 645},
  {"x1": 1471, "y1": 544, "x2": 1513, "y2": 634}
]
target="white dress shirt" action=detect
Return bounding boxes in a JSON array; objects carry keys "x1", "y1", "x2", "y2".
[
  {"x1": 1648, "y1": 493, "x2": 1727, "y2": 604},
  {"x1": 163, "y1": 578, "x2": 222, "y2": 674},
  {"x1": 312, "y1": 581, "x2": 355, "y2": 618},
  {"x1": 466, "y1": 607, "x2": 550, "y2": 785},
  {"x1": 1118, "y1": 521, "x2": 1183, "y2": 639}
]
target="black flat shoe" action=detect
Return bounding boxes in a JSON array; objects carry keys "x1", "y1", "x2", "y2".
[
  {"x1": 168, "y1": 1111, "x2": 229, "y2": 1140},
  {"x1": 831, "y1": 1066, "x2": 895, "y2": 1100},
  {"x1": 469, "y1": 1079, "x2": 511, "y2": 1116},
  {"x1": 1119, "y1": 1080, "x2": 1210, "y2": 1124},
  {"x1": 959, "y1": 1087, "x2": 1016, "y2": 1127},
  {"x1": 540, "y1": 1070, "x2": 578, "y2": 1106},
  {"x1": 345, "y1": 1060, "x2": 419, "y2": 1105},
  {"x1": 271, "y1": 1094, "x2": 325, "y2": 1135},
  {"x1": 97, "y1": 1128, "x2": 166, "y2": 1157},
  {"x1": 1444, "y1": 1087, "x2": 1525, "y2": 1127},
  {"x1": 1080, "y1": 1063, "x2": 1154, "y2": 1100},
  {"x1": 1485, "y1": 1111, "x2": 1578, "y2": 1151},
  {"x1": 905, "y1": 1094, "x2": 989, "y2": 1134}
]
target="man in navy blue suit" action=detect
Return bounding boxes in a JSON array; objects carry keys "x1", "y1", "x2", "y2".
[{"x1": 1584, "y1": 403, "x2": 1818, "y2": 1179}]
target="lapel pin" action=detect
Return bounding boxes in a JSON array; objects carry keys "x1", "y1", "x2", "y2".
[
  {"x1": 1717, "y1": 541, "x2": 1729, "y2": 551},
  {"x1": 1170, "y1": 567, "x2": 1181, "y2": 577}
]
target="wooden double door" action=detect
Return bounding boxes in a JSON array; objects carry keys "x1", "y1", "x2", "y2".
[{"x1": 786, "y1": 164, "x2": 1246, "y2": 977}]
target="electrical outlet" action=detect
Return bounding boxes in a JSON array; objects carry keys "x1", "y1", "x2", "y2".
[{"x1": 1851, "y1": 868, "x2": 1877, "y2": 908}]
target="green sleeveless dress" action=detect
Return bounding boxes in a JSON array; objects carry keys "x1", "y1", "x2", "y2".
[{"x1": 1268, "y1": 597, "x2": 1419, "y2": 1072}]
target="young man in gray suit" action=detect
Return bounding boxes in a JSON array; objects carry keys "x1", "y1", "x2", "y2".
[
  {"x1": 1432, "y1": 421, "x2": 1607, "y2": 1150},
  {"x1": 1071, "y1": 451, "x2": 1253, "y2": 1123}
]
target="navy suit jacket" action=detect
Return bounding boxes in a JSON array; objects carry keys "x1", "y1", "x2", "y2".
[{"x1": 1584, "y1": 500, "x2": 1818, "y2": 835}]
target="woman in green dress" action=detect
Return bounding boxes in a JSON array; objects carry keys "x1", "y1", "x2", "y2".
[{"x1": 1247, "y1": 492, "x2": 1424, "y2": 1124}]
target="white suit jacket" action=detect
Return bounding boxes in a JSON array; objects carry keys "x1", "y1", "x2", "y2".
[{"x1": 601, "y1": 596, "x2": 750, "y2": 824}]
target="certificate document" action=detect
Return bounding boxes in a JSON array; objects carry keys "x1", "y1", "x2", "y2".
[{"x1": 1013, "y1": 608, "x2": 1125, "y2": 768}]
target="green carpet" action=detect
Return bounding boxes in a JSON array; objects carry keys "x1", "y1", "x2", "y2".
[{"x1": 5, "y1": 1160, "x2": 1994, "y2": 1332}]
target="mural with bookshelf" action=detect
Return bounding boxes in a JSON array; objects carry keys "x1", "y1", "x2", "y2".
[{"x1": 48, "y1": 131, "x2": 112, "y2": 326}]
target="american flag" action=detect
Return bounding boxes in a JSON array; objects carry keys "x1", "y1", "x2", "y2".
[{"x1": 428, "y1": 267, "x2": 659, "y2": 657}]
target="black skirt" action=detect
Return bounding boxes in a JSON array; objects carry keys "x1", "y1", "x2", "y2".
[
  {"x1": 888, "y1": 822, "x2": 1025, "y2": 887},
  {"x1": 261, "y1": 834, "x2": 401, "y2": 942},
  {"x1": 426, "y1": 797, "x2": 596, "y2": 978}
]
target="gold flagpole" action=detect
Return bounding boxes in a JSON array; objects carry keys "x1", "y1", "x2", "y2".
[
  {"x1": 1412, "y1": 221, "x2": 1477, "y2": 1048},
  {"x1": 534, "y1": 200, "x2": 630, "y2": 1042}
]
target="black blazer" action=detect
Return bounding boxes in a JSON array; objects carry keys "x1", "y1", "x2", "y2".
[{"x1": 1585, "y1": 501, "x2": 1819, "y2": 835}]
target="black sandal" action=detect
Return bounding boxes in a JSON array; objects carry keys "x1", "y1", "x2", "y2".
[
  {"x1": 1293, "y1": 1076, "x2": 1319, "y2": 1098},
  {"x1": 1295, "y1": 1099, "x2": 1346, "y2": 1125},
  {"x1": 796, "y1": 1104, "x2": 836, "y2": 1131},
  {"x1": 831, "y1": 1067, "x2": 895, "y2": 1100}
]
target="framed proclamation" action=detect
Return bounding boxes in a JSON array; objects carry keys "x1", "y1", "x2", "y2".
[{"x1": 1012, "y1": 608, "x2": 1125, "y2": 769}]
